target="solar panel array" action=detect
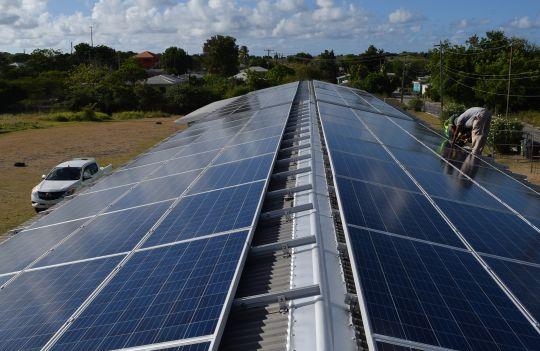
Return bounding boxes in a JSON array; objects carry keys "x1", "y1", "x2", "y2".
[
  {"x1": 315, "y1": 80, "x2": 540, "y2": 350},
  {"x1": 0, "y1": 82, "x2": 299, "y2": 351}
]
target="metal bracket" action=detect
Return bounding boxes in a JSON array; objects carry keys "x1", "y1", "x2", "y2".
[{"x1": 278, "y1": 295, "x2": 289, "y2": 314}]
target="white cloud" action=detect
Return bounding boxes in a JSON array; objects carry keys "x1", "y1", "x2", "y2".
[
  {"x1": 0, "y1": 0, "x2": 377, "y2": 53},
  {"x1": 510, "y1": 15, "x2": 540, "y2": 29},
  {"x1": 388, "y1": 8, "x2": 423, "y2": 24}
]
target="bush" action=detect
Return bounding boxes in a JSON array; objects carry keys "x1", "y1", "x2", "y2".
[
  {"x1": 408, "y1": 98, "x2": 423, "y2": 112},
  {"x1": 442, "y1": 102, "x2": 466, "y2": 119},
  {"x1": 113, "y1": 111, "x2": 145, "y2": 120},
  {"x1": 112, "y1": 111, "x2": 170, "y2": 119},
  {"x1": 489, "y1": 117, "x2": 524, "y2": 154},
  {"x1": 47, "y1": 110, "x2": 110, "y2": 122}
]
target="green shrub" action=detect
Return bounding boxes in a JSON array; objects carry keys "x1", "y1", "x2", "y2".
[
  {"x1": 112, "y1": 111, "x2": 170, "y2": 119},
  {"x1": 442, "y1": 102, "x2": 466, "y2": 119},
  {"x1": 46, "y1": 110, "x2": 110, "y2": 122},
  {"x1": 408, "y1": 98, "x2": 423, "y2": 112},
  {"x1": 113, "y1": 111, "x2": 145, "y2": 120},
  {"x1": 489, "y1": 117, "x2": 524, "y2": 154}
]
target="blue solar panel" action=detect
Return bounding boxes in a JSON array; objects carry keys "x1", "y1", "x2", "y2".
[
  {"x1": 89, "y1": 164, "x2": 155, "y2": 192},
  {"x1": 0, "y1": 274, "x2": 14, "y2": 286},
  {"x1": 435, "y1": 199, "x2": 539, "y2": 264},
  {"x1": 484, "y1": 257, "x2": 540, "y2": 322},
  {"x1": 0, "y1": 219, "x2": 85, "y2": 274},
  {"x1": 175, "y1": 137, "x2": 231, "y2": 157},
  {"x1": 50, "y1": 232, "x2": 247, "y2": 351},
  {"x1": 127, "y1": 147, "x2": 183, "y2": 169},
  {"x1": 150, "y1": 150, "x2": 219, "y2": 178},
  {"x1": 32, "y1": 186, "x2": 128, "y2": 227},
  {"x1": 35, "y1": 202, "x2": 171, "y2": 268},
  {"x1": 151, "y1": 134, "x2": 203, "y2": 152},
  {"x1": 0, "y1": 256, "x2": 121, "y2": 351},
  {"x1": 330, "y1": 151, "x2": 418, "y2": 192},
  {"x1": 376, "y1": 342, "x2": 421, "y2": 351},
  {"x1": 405, "y1": 166, "x2": 509, "y2": 212},
  {"x1": 188, "y1": 154, "x2": 274, "y2": 195},
  {"x1": 215, "y1": 136, "x2": 280, "y2": 165},
  {"x1": 108, "y1": 170, "x2": 200, "y2": 211},
  {"x1": 347, "y1": 226, "x2": 540, "y2": 351},
  {"x1": 231, "y1": 125, "x2": 285, "y2": 145},
  {"x1": 144, "y1": 181, "x2": 265, "y2": 248},
  {"x1": 336, "y1": 177, "x2": 464, "y2": 248}
]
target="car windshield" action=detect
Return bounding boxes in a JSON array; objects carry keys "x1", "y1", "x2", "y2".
[{"x1": 46, "y1": 167, "x2": 82, "y2": 181}]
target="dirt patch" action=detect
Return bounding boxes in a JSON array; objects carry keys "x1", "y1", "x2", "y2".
[{"x1": 0, "y1": 117, "x2": 183, "y2": 235}]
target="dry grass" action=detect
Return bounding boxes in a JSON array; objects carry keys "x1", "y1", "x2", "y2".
[{"x1": 0, "y1": 117, "x2": 184, "y2": 236}]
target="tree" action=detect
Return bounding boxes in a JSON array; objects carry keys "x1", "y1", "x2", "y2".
[
  {"x1": 203, "y1": 35, "x2": 239, "y2": 76},
  {"x1": 109, "y1": 58, "x2": 146, "y2": 84},
  {"x1": 0, "y1": 80, "x2": 26, "y2": 112},
  {"x1": 359, "y1": 45, "x2": 386, "y2": 73},
  {"x1": 239, "y1": 45, "x2": 249, "y2": 66},
  {"x1": 267, "y1": 64, "x2": 295, "y2": 85},
  {"x1": 161, "y1": 47, "x2": 192, "y2": 75},
  {"x1": 288, "y1": 52, "x2": 313, "y2": 64},
  {"x1": 318, "y1": 50, "x2": 338, "y2": 83}
]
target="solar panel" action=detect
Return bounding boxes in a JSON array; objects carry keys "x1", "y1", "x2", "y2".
[
  {"x1": 215, "y1": 136, "x2": 281, "y2": 164},
  {"x1": 0, "y1": 256, "x2": 122, "y2": 350},
  {"x1": 143, "y1": 181, "x2": 265, "y2": 248},
  {"x1": 0, "y1": 219, "x2": 86, "y2": 274},
  {"x1": 32, "y1": 186, "x2": 129, "y2": 227},
  {"x1": 347, "y1": 226, "x2": 540, "y2": 351},
  {"x1": 187, "y1": 154, "x2": 274, "y2": 194},
  {"x1": 336, "y1": 177, "x2": 464, "y2": 248},
  {"x1": 315, "y1": 81, "x2": 540, "y2": 350},
  {"x1": 35, "y1": 202, "x2": 171, "y2": 268},
  {"x1": 108, "y1": 170, "x2": 200, "y2": 211},
  {"x1": 50, "y1": 232, "x2": 247, "y2": 351},
  {"x1": 435, "y1": 199, "x2": 539, "y2": 263},
  {"x1": 484, "y1": 257, "x2": 540, "y2": 322},
  {"x1": 0, "y1": 82, "x2": 298, "y2": 351}
]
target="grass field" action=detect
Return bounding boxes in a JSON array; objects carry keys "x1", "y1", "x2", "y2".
[{"x1": 0, "y1": 117, "x2": 183, "y2": 236}]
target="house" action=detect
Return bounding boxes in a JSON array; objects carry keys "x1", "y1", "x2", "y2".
[
  {"x1": 145, "y1": 74, "x2": 185, "y2": 87},
  {"x1": 233, "y1": 66, "x2": 268, "y2": 81},
  {"x1": 8, "y1": 62, "x2": 25, "y2": 69},
  {"x1": 134, "y1": 51, "x2": 160, "y2": 69},
  {"x1": 412, "y1": 75, "x2": 431, "y2": 95}
]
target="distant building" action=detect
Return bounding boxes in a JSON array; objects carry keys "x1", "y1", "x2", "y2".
[
  {"x1": 233, "y1": 66, "x2": 268, "y2": 81},
  {"x1": 337, "y1": 74, "x2": 350, "y2": 85},
  {"x1": 8, "y1": 62, "x2": 25, "y2": 69},
  {"x1": 134, "y1": 51, "x2": 160, "y2": 69},
  {"x1": 413, "y1": 75, "x2": 431, "y2": 95},
  {"x1": 145, "y1": 74, "x2": 185, "y2": 88}
]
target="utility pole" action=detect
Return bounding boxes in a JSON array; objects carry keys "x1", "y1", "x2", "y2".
[
  {"x1": 90, "y1": 26, "x2": 94, "y2": 48},
  {"x1": 264, "y1": 48, "x2": 273, "y2": 58},
  {"x1": 400, "y1": 60, "x2": 407, "y2": 104},
  {"x1": 434, "y1": 41, "x2": 444, "y2": 118},
  {"x1": 505, "y1": 41, "x2": 513, "y2": 118}
]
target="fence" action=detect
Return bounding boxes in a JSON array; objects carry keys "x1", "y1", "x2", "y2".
[{"x1": 488, "y1": 129, "x2": 540, "y2": 179}]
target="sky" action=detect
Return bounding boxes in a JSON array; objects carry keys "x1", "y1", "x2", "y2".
[{"x1": 1, "y1": 0, "x2": 539, "y2": 55}]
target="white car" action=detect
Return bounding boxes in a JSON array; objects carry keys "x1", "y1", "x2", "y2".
[{"x1": 31, "y1": 158, "x2": 112, "y2": 211}]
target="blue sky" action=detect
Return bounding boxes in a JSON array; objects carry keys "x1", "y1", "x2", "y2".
[{"x1": 1, "y1": 0, "x2": 539, "y2": 55}]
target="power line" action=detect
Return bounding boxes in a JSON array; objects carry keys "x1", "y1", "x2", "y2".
[
  {"x1": 444, "y1": 67, "x2": 540, "y2": 81},
  {"x1": 443, "y1": 65, "x2": 539, "y2": 78},
  {"x1": 446, "y1": 76, "x2": 540, "y2": 98}
]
